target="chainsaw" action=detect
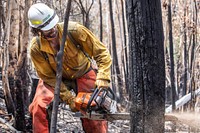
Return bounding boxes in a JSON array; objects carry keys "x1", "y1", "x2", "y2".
[
  {"x1": 73, "y1": 88, "x2": 178, "y2": 122},
  {"x1": 74, "y1": 87, "x2": 130, "y2": 121}
]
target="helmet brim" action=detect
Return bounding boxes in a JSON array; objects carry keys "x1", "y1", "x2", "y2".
[{"x1": 40, "y1": 14, "x2": 59, "y2": 31}]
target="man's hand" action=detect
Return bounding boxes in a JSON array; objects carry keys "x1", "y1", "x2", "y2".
[
  {"x1": 68, "y1": 97, "x2": 78, "y2": 112},
  {"x1": 95, "y1": 79, "x2": 110, "y2": 89}
]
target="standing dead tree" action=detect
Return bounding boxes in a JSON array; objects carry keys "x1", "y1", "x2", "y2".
[
  {"x1": 14, "y1": 0, "x2": 31, "y2": 130},
  {"x1": 168, "y1": 0, "x2": 176, "y2": 112},
  {"x1": 1, "y1": 0, "x2": 31, "y2": 131},
  {"x1": 120, "y1": 0, "x2": 129, "y2": 94},
  {"x1": 2, "y1": 0, "x2": 16, "y2": 117},
  {"x1": 99, "y1": 0, "x2": 103, "y2": 41},
  {"x1": 182, "y1": 0, "x2": 188, "y2": 98},
  {"x1": 126, "y1": 0, "x2": 165, "y2": 132},
  {"x1": 108, "y1": 0, "x2": 123, "y2": 102},
  {"x1": 74, "y1": 0, "x2": 94, "y2": 28}
]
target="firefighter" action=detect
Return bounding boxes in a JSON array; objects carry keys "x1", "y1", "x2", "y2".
[{"x1": 28, "y1": 3, "x2": 112, "y2": 133}]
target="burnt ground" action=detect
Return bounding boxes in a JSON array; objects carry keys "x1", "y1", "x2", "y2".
[
  {"x1": 1, "y1": 98, "x2": 200, "y2": 133},
  {"x1": 0, "y1": 99, "x2": 130, "y2": 133}
]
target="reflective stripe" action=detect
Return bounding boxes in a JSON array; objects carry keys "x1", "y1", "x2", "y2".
[
  {"x1": 30, "y1": 20, "x2": 43, "y2": 25},
  {"x1": 37, "y1": 11, "x2": 56, "y2": 29}
]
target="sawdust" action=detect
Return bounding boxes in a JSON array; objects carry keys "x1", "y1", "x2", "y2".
[{"x1": 166, "y1": 112, "x2": 200, "y2": 129}]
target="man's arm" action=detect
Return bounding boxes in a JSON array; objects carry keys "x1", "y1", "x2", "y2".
[
  {"x1": 70, "y1": 23, "x2": 112, "y2": 84},
  {"x1": 29, "y1": 38, "x2": 74, "y2": 104}
]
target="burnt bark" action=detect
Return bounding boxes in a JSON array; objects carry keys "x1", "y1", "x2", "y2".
[
  {"x1": 168, "y1": 0, "x2": 176, "y2": 111},
  {"x1": 108, "y1": 0, "x2": 123, "y2": 102},
  {"x1": 126, "y1": 0, "x2": 165, "y2": 132},
  {"x1": 50, "y1": 1, "x2": 72, "y2": 132},
  {"x1": 13, "y1": 0, "x2": 31, "y2": 130},
  {"x1": 0, "y1": 0, "x2": 2, "y2": 42},
  {"x1": 75, "y1": 0, "x2": 94, "y2": 29},
  {"x1": 121, "y1": 0, "x2": 129, "y2": 93},
  {"x1": 99, "y1": 0, "x2": 103, "y2": 41},
  {"x1": 2, "y1": 0, "x2": 16, "y2": 117},
  {"x1": 189, "y1": 0, "x2": 198, "y2": 111},
  {"x1": 182, "y1": 1, "x2": 187, "y2": 97}
]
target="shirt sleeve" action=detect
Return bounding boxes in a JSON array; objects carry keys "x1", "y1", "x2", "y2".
[
  {"x1": 70, "y1": 23, "x2": 112, "y2": 81},
  {"x1": 29, "y1": 38, "x2": 74, "y2": 103}
]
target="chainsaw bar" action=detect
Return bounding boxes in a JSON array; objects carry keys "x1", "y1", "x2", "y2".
[{"x1": 74, "y1": 112, "x2": 130, "y2": 121}]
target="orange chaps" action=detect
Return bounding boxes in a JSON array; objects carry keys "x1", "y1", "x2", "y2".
[{"x1": 29, "y1": 69, "x2": 108, "y2": 133}]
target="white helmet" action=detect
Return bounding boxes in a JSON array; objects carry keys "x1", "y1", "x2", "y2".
[{"x1": 28, "y1": 3, "x2": 59, "y2": 31}]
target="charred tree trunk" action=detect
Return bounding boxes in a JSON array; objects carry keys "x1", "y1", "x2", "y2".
[
  {"x1": 116, "y1": 0, "x2": 126, "y2": 97},
  {"x1": 77, "y1": 0, "x2": 94, "y2": 29},
  {"x1": 121, "y1": 0, "x2": 129, "y2": 93},
  {"x1": 189, "y1": 0, "x2": 198, "y2": 111},
  {"x1": 2, "y1": 0, "x2": 16, "y2": 116},
  {"x1": 126, "y1": 0, "x2": 165, "y2": 132},
  {"x1": 99, "y1": 0, "x2": 103, "y2": 41},
  {"x1": 7, "y1": 0, "x2": 26, "y2": 130},
  {"x1": 108, "y1": 0, "x2": 123, "y2": 102},
  {"x1": 168, "y1": 0, "x2": 176, "y2": 112},
  {"x1": 14, "y1": 5, "x2": 25, "y2": 130},
  {"x1": 0, "y1": 0, "x2": 2, "y2": 44},
  {"x1": 14, "y1": 0, "x2": 30, "y2": 130},
  {"x1": 182, "y1": 1, "x2": 187, "y2": 97}
]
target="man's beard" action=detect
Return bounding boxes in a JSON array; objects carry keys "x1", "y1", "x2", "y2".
[{"x1": 44, "y1": 30, "x2": 58, "y2": 40}]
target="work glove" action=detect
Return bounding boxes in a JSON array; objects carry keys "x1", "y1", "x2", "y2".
[
  {"x1": 67, "y1": 97, "x2": 78, "y2": 112},
  {"x1": 95, "y1": 79, "x2": 110, "y2": 89},
  {"x1": 60, "y1": 87, "x2": 78, "y2": 112}
]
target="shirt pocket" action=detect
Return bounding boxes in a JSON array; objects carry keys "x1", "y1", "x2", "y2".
[
  {"x1": 63, "y1": 43, "x2": 84, "y2": 69},
  {"x1": 64, "y1": 42, "x2": 78, "y2": 59}
]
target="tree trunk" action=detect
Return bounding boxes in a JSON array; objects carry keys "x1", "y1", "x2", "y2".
[
  {"x1": 108, "y1": 0, "x2": 123, "y2": 102},
  {"x1": 2, "y1": 0, "x2": 16, "y2": 117},
  {"x1": 99, "y1": 0, "x2": 103, "y2": 41},
  {"x1": 188, "y1": 0, "x2": 198, "y2": 111},
  {"x1": 77, "y1": 0, "x2": 94, "y2": 29},
  {"x1": 0, "y1": 0, "x2": 3, "y2": 67},
  {"x1": 168, "y1": 0, "x2": 176, "y2": 111},
  {"x1": 0, "y1": 0, "x2": 2, "y2": 46},
  {"x1": 182, "y1": 0, "x2": 187, "y2": 97},
  {"x1": 121, "y1": 0, "x2": 129, "y2": 93},
  {"x1": 14, "y1": 0, "x2": 31, "y2": 130},
  {"x1": 9, "y1": 0, "x2": 25, "y2": 130},
  {"x1": 126, "y1": 0, "x2": 165, "y2": 132}
]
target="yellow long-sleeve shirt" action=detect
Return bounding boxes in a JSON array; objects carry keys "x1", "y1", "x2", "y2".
[{"x1": 29, "y1": 21, "x2": 112, "y2": 102}]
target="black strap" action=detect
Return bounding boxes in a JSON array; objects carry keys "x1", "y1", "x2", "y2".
[
  {"x1": 36, "y1": 36, "x2": 49, "y2": 62},
  {"x1": 67, "y1": 32, "x2": 93, "y2": 62},
  {"x1": 36, "y1": 33, "x2": 95, "y2": 71}
]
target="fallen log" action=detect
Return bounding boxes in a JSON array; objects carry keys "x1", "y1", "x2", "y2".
[
  {"x1": 0, "y1": 117, "x2": 18, "y2": 132},
  {"x1": 166, "y1": 88, "x2": 200, "y2": 113}
]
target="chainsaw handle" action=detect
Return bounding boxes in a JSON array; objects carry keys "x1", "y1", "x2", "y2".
[
  {"x1": 106, "y1": 87, "x2": 116, "y2": 101},
  {"x1": 99, "y1": 87, "x2": 116, "y2": 101},
  {"x1": 86, "y1": 87, "x2": 116, "y2": 113},
  {"x1": 86, "y1": 88, "x2": 99, "y2": 112}
]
